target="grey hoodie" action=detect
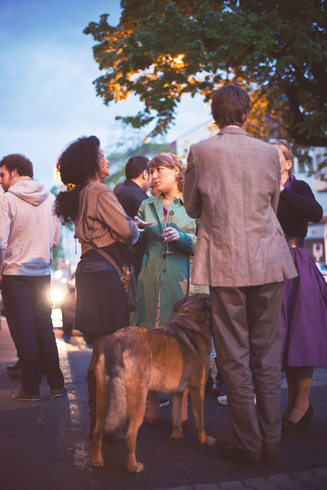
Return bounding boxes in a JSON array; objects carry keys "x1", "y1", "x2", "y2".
[{"x1": 0, "y1": 178, "x2": 60, "y2": 276}]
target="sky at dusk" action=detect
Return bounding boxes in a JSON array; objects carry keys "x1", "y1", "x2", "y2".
[{"x1": 0, "y1": 0, "x2": 211, "y2": 190}]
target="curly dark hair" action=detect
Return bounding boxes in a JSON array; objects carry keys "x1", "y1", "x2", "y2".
[
  {"x1": 211, "y1": 84, "x2": 251, "y2": 129},
  {"x1": 0, "y1": 154, "x2": 34, "y2": 179},
  {"x1": 54, "y1": 136, "x2": 101, "y2": 224}
]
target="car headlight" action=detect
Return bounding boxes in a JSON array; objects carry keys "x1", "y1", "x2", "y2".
[{"x1": 51, "y1": 288, "x2": 66, "y2": 307}]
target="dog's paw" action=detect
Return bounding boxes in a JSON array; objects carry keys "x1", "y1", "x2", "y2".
[
  {"x1": 203, "y1": 436, "x2": 216, "y2": 445},
  {"x1": 171, "y1": 428, "x2": 183, "y2": 440},
  {"x1": 127, "y1": 462, "x2": 144, "y2": 473},
  {"x1": 91, "y1": 456, "x2": 104, "y2": 467}
]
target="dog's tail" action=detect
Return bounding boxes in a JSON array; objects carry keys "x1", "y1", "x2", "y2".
[{"x1": 97, "y1": 339, "x2": 128, "y2": 436}]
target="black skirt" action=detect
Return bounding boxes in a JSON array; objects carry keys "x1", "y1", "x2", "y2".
[{"x1": 75, "y1": 271, "x2": 129, "y2": 334}]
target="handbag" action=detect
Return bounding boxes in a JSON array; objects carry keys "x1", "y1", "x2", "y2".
[{"x1": 90, "y1": 243, "x2": 138, "y2": 313}]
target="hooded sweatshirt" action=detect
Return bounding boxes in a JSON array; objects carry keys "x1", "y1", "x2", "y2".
[{"x1": 0, "y1": 177, "x2": 60, "y2": 276}]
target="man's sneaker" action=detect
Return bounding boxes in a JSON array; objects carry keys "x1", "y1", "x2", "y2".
[
  {"x1": 146, "y1": 397, "x2": 170, "y2": 408},
  {"x1": 7, "y1": 360, "x2": 22, "y2": 371},
  {"x1": 217, "y1": 395, "x2": 228, "y2": 405},
  {"x1": 159, "y1": 398, "x2": 170, "y2": 408},
  {"x1": 51, "y1": 386, "x2": 68, "y2": 398},
  {"x1": 13, "y1": 389, "x2": 40, "y2": 402}
]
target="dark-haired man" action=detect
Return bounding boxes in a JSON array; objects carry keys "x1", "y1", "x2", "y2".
[
  {"x1": 0, "y1": 154, "x2": 67, "y2": 401},
  {"x1": 115, "y1": 155, "x2": 151, "y2": 278},
  {"x1": 184, "y1": 84, "x2": 297, "y2": 467},
  {"x1": 115, "y1": 155, "x2": 151, "y2": 218}
]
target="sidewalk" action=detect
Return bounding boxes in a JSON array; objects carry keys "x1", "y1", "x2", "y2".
[{"x1": 1, "y1": 316, "x2": 327, "y2": 490}]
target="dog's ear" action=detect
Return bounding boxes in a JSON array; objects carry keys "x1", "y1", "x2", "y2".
[
  {"x1": 196, "y1": 294, "x2": 211, "y2": 311},
  {"x1": 173, "y1": 297, "x2": 189, "y2": 312}
]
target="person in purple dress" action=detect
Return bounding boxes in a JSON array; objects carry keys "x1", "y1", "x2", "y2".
[{"x1": 273, "y1": 140, "x2": 327, "y2": 431}]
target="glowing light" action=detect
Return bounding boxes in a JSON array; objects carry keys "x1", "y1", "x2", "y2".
[
  {"x1": 54, "y1": 163, "x2": 61, "y2": 182},
  {"x1": 173, "y1": 54, "x2": 184, "y2": 66},
  {"x1": 163, "y1": 54, "x2": 185, "y2": 68}
]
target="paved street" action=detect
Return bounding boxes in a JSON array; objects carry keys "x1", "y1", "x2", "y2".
[{"x1": 0, "y1": 316, "x2": 327, "y2": 490}]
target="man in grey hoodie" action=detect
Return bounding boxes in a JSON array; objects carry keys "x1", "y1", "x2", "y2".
[{"x1": 0, "y1": 153, "x2": 67, "y2": 401}]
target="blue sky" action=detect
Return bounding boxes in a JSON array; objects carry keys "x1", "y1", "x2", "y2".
[{"x1": 0, "y1": 0, "x2": 211, "y2": 189}]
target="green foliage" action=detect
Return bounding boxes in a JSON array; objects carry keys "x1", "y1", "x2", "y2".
[
  {"x1": 52, "y1": 240, "x2": 65, "y2": 271},
  {"x1": 84, "y1": 0, "x2": 327, "y2": 146}
]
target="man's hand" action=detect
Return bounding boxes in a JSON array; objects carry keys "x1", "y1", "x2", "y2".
[{"x1": 134, "y1": 216, "x2": 153, "y2": 233}]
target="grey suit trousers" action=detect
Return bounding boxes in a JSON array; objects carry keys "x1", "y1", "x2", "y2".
[{"x1": 210, "y1": 282, "x2": 284, "y2": 459}]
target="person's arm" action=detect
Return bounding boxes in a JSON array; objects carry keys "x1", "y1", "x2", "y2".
[
  {"x1": 97, "y1": 189, "x2": 140, "y2": 246},
  {"x1": 170, "y1": 230, "x2": 197, "y2": 255},
  {"x1": 184, "y1": 147, "x2": 202, "y2": 218},
  {"x1": 167, "y1": 218, "x2": 199, "y2": 256},
  {"x1": 130, "y1": 201, "x2": 148, "y2": 253},
  {"x1": 0, "y1": 197, "x2": 11, "y2": 285},
  {"x1": 280, "y1": 181, "x2": 323, "y2": 223},
  {"x1": 0, "y1": 245, "x2": 3, "y2": 289}
]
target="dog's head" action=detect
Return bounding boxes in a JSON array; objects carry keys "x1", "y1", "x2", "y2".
[{"x1": 173, "y1": 294, "x2": 211, "y2": 323}]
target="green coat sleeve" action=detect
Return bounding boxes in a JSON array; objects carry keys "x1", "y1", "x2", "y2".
[{"x1": 170, "y1": 219, "x2": 199, "y2": 255}]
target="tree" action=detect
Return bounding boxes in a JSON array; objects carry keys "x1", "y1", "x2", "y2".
[{"x1": 84, "y1": 0, "x2": 327, "y2": 147}]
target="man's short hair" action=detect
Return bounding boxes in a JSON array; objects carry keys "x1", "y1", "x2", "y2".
[
  {"x1": 211, "y1": 84, "x2": 251, "y2": 129},
  {"x1": 0, "y1": 154, "x2": 34, "y2": 179},
  {"x1": 125, "y1": 156, "x2": 149, "y2": 180}
]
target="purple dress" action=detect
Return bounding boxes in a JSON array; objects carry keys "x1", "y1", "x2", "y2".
[{"x1": 279, "y1": 176, "x2": 327, "y2": 367}]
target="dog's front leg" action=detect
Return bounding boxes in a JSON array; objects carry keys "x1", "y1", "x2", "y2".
[
  {"x1": 171, "y1": 392, "x2": 183, "y2": 439},
  {"x1": 189, "y1": 385, "x2": 215, "y2": 446}
]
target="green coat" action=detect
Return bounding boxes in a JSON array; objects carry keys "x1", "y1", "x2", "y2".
[{"x1": 133, "y1": 194, "x2": 208, "y2": 329}]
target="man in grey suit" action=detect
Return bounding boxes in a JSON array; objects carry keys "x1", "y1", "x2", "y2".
[{"x1": 184, "y1": 84, "x2": 297, "y2": 467}]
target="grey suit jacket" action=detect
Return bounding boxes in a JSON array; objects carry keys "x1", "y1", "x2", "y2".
[{"x1": 184, "y1": 127, "x2": 298, "y2": 287}]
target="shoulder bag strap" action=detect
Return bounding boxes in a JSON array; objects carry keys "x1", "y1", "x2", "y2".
[{"x1": 89, "y1": 242, "x2": 123, "y2": 279}]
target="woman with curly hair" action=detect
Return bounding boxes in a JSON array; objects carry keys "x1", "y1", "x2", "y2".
[
  {"x1": 133, "y1": 153, "x2": 208, "y2": 426},
  {"x1": 272, "y1": 140, "x2": 327, "y2": 431},
  {"x1": 55, "y1": 135, "x2": 140, "y2": 438}
]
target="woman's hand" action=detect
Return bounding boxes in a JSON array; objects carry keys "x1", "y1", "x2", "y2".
[
  {"x1": 134, "y1": 216, "x2": 153, "y2": 232},
  {"x1": 161, "y1": 226, "x2": 180, "y2": 243}
]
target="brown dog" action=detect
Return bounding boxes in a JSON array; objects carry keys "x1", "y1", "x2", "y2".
[{"x1": 91, "y1": 293, "x2": 215, "y2": 472}]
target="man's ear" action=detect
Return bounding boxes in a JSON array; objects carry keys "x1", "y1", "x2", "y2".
[
  {"x1": 143, "y1": 170, "x2": 150, "y2": 180},
  {"x1": 242, "y1": 110, "x2": 249, "y2": 124}
]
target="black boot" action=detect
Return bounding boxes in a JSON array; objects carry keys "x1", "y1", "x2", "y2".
[{"x1": 86, "y1": 369, "x2": 96, "y2": 440}]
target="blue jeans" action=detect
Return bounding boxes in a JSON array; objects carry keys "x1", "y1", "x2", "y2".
[{"x1": 2, "y1": 275, "x2": 64, "y2": 395}]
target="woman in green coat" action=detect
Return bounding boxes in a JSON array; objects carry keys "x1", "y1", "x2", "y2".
[{"x1": 134, "y1": 153, "x2": 208, "y2": 425}]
